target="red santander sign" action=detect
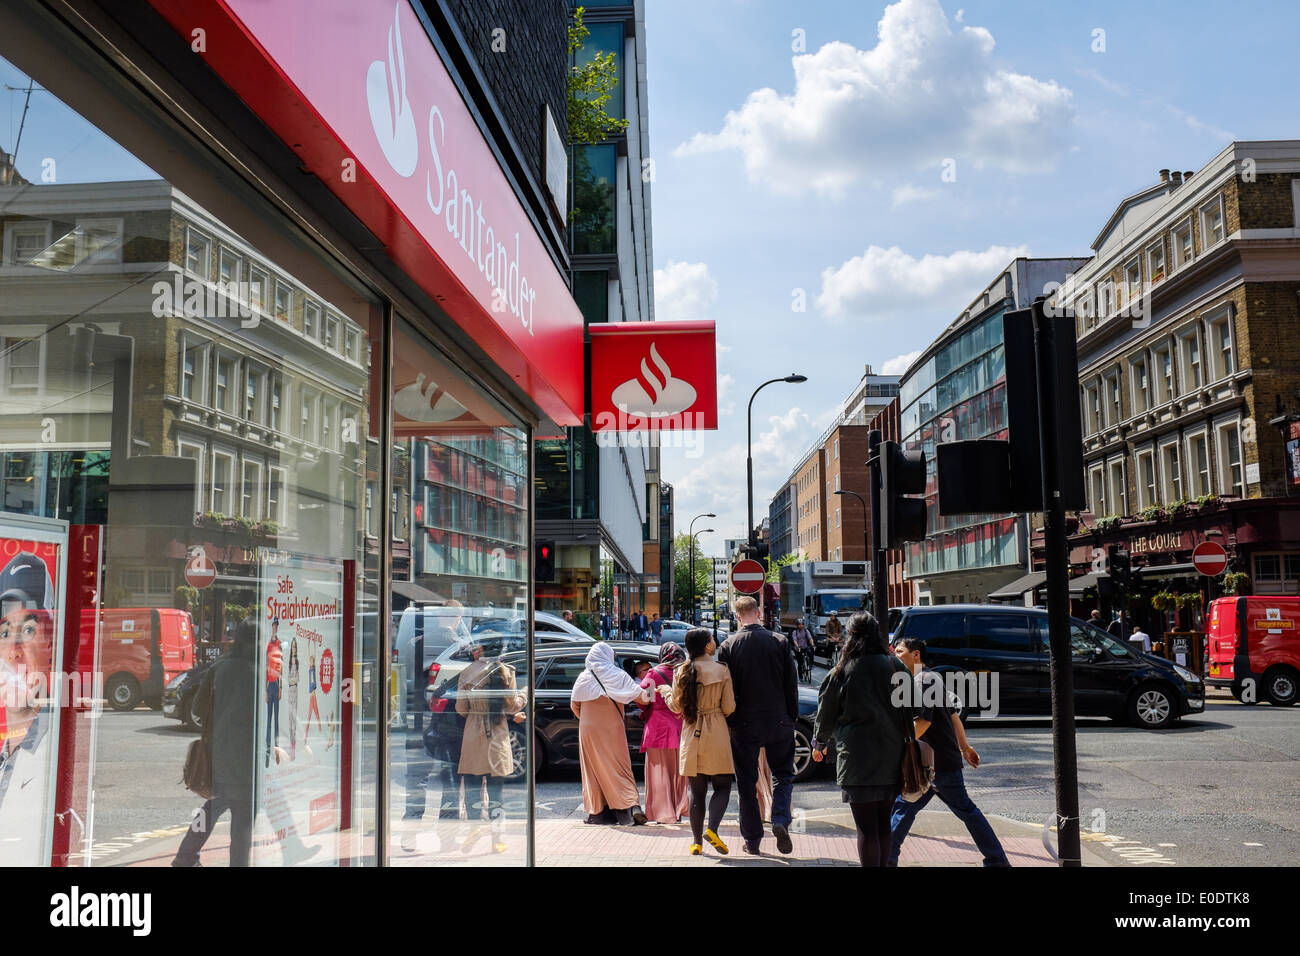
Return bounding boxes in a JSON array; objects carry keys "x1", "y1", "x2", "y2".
[
  {"x1": 589, "y1": 321, "x2": 718, "y2": 431},
  {"x1": 147, "y1": 0, "x2": 585, "y2": 425}
]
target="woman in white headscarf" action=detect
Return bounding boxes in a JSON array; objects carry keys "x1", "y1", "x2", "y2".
[{"x1": 570, "y1": 643, "x2": 648, "y2": 826}]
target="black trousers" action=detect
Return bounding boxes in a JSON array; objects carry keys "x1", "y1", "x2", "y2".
[
  {"x1": 730, "y1": 719, "x2": 795, "y2": 846},
  {"x1": 173, "y1": 796, "x2": 253, "y2": 867}
]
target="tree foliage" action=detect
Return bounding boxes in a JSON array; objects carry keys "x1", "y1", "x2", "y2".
[
  {"x1": 766, "y1": 551, "x2": 803, "y2": 583},
  {"x1": 672, "y1": 533, "x2": 711, "y2": 618},
  {"x1": 568, "y1": 7, "x2": 629, "y2": 145}
]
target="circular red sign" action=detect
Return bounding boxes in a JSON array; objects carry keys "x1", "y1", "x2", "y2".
[
  {"x1": 1192, "y1": 541, "x2": 1228, "y2": 577},
  {"x1": 731, "y1": 559, "x2": 766, "y2": 594},
  {"x1": 184, "y1": 554, "x2": 216, "y2": 589},
  {"x1": 319, "y1": 649, "x2": 335, "y2": 694}
]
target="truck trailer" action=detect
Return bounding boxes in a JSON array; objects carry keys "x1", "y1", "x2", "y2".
[{"x1": 779, "y1": 561, "x2": 870, "y2": 647}]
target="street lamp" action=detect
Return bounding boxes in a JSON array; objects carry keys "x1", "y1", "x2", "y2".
[
  {"x1": 834, "y1": 489, "x2": 870, "y2": 588},
  {"x1": 688, "y1": 513, "x2": 715, "y2": 624},
  {"x1": 748, "y1": 374, "x2": 808, "y2": 549},
  {"x1": 690, "y1": 528, "x2": 714, "y2": 625}
]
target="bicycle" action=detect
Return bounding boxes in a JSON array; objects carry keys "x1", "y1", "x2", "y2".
[{"x1": 796, "y1": 646, "x2": 814, "y2": 684}]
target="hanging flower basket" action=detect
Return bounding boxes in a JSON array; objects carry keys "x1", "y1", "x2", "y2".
[
  {"x1": 1175, "y1": 592, "x2": 1201, "y2": 610},
  {"x1": 1150, "y1": 590, "x2": 1176, "y2": 612}
]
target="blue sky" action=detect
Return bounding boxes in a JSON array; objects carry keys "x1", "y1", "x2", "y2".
[{"x1": 645, "y1": 0, "x2": 1298, "y2": 556}]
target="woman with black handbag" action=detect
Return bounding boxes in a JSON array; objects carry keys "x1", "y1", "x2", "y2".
[{"x1": 811, "y1": 611, "x2": 915, "y2": 866}]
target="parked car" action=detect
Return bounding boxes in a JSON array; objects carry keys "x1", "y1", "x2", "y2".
[
  {"x1": 1207, "y1": 595, "x2": 1300, "y2": 705},
  {"x1": 424, "y1": 643, "x2": 827, "y2": 783},
  {"x1": 163, "y1": 652, "x2": 218, "y2": 731},
  {"x1": 658, "y1": 619, "x2": 692, "y2": 637},
  {"x1": 891, "y1": 604, "x2": 1204, "y2": 729}
]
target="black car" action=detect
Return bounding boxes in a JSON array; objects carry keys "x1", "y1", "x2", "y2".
[
  {"x1": 424, "y1": 642, "x2": 825, "y2": 783},
  {"x1": 891, "y1": 605, "x2": 1204, "y2": 729},
  {"x1": 162, "y1": 657, "x2": 214, "y2": 731}
]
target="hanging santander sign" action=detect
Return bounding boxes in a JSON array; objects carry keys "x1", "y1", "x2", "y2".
[
  {"x1": 589, "y1": 321, "x2": 718, "y2": 431},
  {"x1": 147, "y1": 0, "x2": 585, "y2": 425}
]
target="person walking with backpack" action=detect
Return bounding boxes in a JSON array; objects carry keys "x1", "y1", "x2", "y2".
[
  {"x1": 662, "y1": 627, "x2": 735, "y2": 855},
  {"x1": 811, "y1": 611, "x2": 913, "y2": 867},
  {"x1": 638, "y1": 642, "x2": 690, "y2": 823},
  {"x1": 888, "y1": 638, "x2": 1010, "y2": 867},
  {"x1": 717, "y1": 595, "x2": 799, "y2": 855},
  {"x1": 570, "y1": 643, "x2": 648, "y2": 826}
]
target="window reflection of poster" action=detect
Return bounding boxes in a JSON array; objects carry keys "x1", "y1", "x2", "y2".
[
  {"x1": 0, "y1": 514, "x2": 68, "y2": 866},
  {"x1": 253, "y1": 549, "x2": 343, "y2": 866},
  {"x1": 1288, "y1": 422, "x2": 1300, "y2": 487}
]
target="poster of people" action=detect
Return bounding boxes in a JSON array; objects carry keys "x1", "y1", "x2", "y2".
[
  {"x1": 0, "y1": 514, "x2": 68, "y2": 866},
  {"x1": 253, "y1": 549, "x2": 344, "y2": 866}
]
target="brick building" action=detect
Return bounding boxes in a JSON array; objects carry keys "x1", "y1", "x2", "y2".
[{"x1": 868, "y1": 397, "x2": 916, "y2": 609}]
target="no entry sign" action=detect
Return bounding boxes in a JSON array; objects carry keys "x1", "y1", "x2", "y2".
[
  {"x1": 185, "y1": 553, "x2": 217, "y2": 589},
  {"x1": 1192, "y1": 541, "x2": 1228, "y2": 577},
  {"x1": 731, "y1": 559, "x2": 765, "y2": 595}
]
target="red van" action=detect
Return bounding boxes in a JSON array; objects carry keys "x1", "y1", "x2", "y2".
[
  {"x1": 80, "y1": 608, "x2": 196, "y2": 711},
  {"x1": 1207, "y1": 596, "x2": 1300, "y2": 706}
]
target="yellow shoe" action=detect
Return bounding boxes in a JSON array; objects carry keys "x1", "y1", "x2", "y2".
[
  {"x1": 492, "y1": 841, "x2": 508, "y2": 854},
  {"x1": 703, "y1": 828, "x2": 729, "y2": 855},
  {"x1": 689, "y1": 843, "x2": 703, "y2": 855},
  {"x1": 460, "y1": 826, "x2": 484, "y2": 853}
]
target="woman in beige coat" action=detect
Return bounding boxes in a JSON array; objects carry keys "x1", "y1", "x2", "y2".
[
  {"x1": 456, "y1": 639, "x2": 526, "y2": 853},
  {"x1": 662, "y1": 628, "x2": 735, "y2": 856}
]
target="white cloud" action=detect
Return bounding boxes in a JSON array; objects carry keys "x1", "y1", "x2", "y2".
[
  {"x1": 654, "y1": 260, "x2": 718, "y2": 321},
  {"x1": 891, "y1": 183, "x2": 940, "y2": 206},
  {"x1": 816, "y1": 243, "x2": 1029, "y2": 321},
  {"x1": 717, "y1": 372, "x2": 736, "y2": 417},
  {"x1": 674, "y1": 0, "x2": 1074, "y2": 196},
  {"x1": 882, "y1": 349, "x2": 922, "y2": 375}
]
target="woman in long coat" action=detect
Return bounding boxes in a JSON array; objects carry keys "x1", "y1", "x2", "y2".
[
  {"x1": 570, "y1": 643, "x2": 647, "y2": 826},
  {"x1": 812, "y1": 611, "x2": 915, "y2": 867},
  {"x1": 457, "y1": 638, "x2": 527, "y2": 851},
  {"x1": 662, "y1": 628, "x2": 735, "y2": 855},
  {"x1": 638, "y1": 643, "x2": 690, "y2": 823}
]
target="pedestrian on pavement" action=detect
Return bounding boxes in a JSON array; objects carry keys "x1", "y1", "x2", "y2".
[
  {"x1": 638, "y1": 611, "x2": 649, "y2": 641},
  {"x1": 811, "y1": 611, "x2": 912, "y2": 867},
  {"x1": 888, "y1": 638, "x2": 1010, "y2": 867},
  {"x1": 790, "y1": 617, "x2": 815, "y2": 681},
  {"x1": 173, "y1": 619, "x2": 318, "y2": 867},
  {"x1": 638, "y1": 643, "x2": 691, "y2": 823},
  {"x1": 825, "y1": 611, "x2": 843, "y2": 662},
  {"x1": 455, "y1": 635, "x2": 527, "y2": 854},
  {"x1": 600, "y1": 613, "x2": 611, "y2": 641},
  {"x1": 651, "y1": 613, "x2": 663, "y2": 643},
  {"x1": 563, "y1": 609, "x2": 575, "y2": 625},
  {"x1": 1089, "y1": 609, "x2": 1104, "y2": 627},
  {"x1": 1129, "y1": 625, "x2": 1152, "y2": 654},
  {"x1": 717, "y1": 595, "x2": 798, "y2": 855},
  {"x1": 570, "y1": 643, "x2": 648, "y2": 826},
  {"x1": 663, "y1": 627, "x2": 735, "y2": 855}
]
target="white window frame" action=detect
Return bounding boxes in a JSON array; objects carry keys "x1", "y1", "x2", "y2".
[
  {"x1": 1176, "y1": 325, "x2": 1203, "y2": 394},
  {"x1": 1184, "y1": 427, "x2": 1212, "y2": 498},
  {"x1": 321, "y1": 401, "x2": 336, "y2": 451},
  {"x1": 212, "y1": 350, "x2": 238, "y2": 415},
  {"x1": 248, "y1": 265, "x2": 269, "y2": 313},
  {"x1": 1130, "y1": 355, "x2": 1151, "y2": 414},
  {"x1": 1146, "y1": 239, "x2": 1166, "y2": 287},
  {"x1": 210, "y1": 448, "x2": 236, "y2": 515},
  {"x1": 1205, "y1": 306, "x2": 1235, "y2": 381},
  {"x1": 1135, "y1": 446, "x2": 1157, "y2": 509},
  {"x1": 1099, "y1": 279, "x2": 1114, "y2": 321},
  {"x1": 184, "y1": 226, "x2": 211, "y2": 279},
  {"x1": 241, "y1": 458, "x2": 264, "y2": 519},
  {"x1": 324, "y1": 313, "x2": 341, "y2": 352},
  {"x1": 1158, "y1": 435, "x2": 1182, "y2": 504},
  {"x1": 299, "y1": 387, "x2": 318, "y2": 443},
  {"x1": 267, "y1": 466, "x2": 287, "y2": 524},
  {"x1": 1088, "y1": 463, "x2": 1107, "y2": 516},
  {"x1": 344, "y1": 325, "x2": 360, "y2": 364},
  {"x1": 364, "y1": 484, "x2": 376, "y2": 538},
  {"x1": 1105, "y1": 372, "x2": 1122, "y2": 427},
  {"x1": 1152, "y1": 341, "x2": 1175, "y2": 405},
  {"x1": 244, "y1": 363, "x2": 266, "y2": 424},
  {"x1": 1200, "y1": 195, "x2": 1225, "y2": 249},
  {"x1": 1172, "y1": 217, "x2": 1194, "y2": 271},
  {"x1": 302, "y1": 301, "x2": 321, "y2": 341},
  {"x1": 1107, "y1": 456, "x2": 1127, "y2": 517},
  {"x1": 391, "y1": 490, "x2": 403, "y2": 542},
  {"x1": 1215, "y1": 417, "x2": 1245, "y2": 498},
  {"x1": 1084, "y1": 381, "x2": 1101, "y2": 435},
  {"x1": 273, "y1": 279, "x2": 293, "y2": 323},
  {"x1": 0, "y1": 325, "x2": 48, "y2": 395},
  {"x1": 176, "y1": 437, "x2": 205, "y2": 515},
  {"x1": 268, "y1": 374, "x2": 284, "y2": 433},
  {"x1": 179, "y1": 335, "x2": 209, "y2": 404},
  {"x1": 834, "y1": 438, "x2": 839, "y2": 459},
  {"x1": 1124, "y1": 258, "x2": 1142, "y2": 303},
  {"x1": 218, "y1": 246, "x2": 242, "y2": 287},
  {"x1": 3, "y1": 220, "x2": 52, "y2": 265},
  {"x1": 75, "y1": 218, "x2": 123, "y2": 265}
]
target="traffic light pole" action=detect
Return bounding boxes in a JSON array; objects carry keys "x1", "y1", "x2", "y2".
[
  {"x1": 868, "y1": 430, "x2": 888, "y2": 628},
  {"x1": 1032, "y1": 299, "x2": 1083, "y2": 868}
]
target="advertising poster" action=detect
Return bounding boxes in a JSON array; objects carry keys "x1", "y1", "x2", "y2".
[
  {"x1": 0, "y1": 514, "x2": 68, "y2": 866},
  {"x1": 253, "y1": 549, "x2": 344, "y2": 866},
  {"x1": 1287, "y1": 421, "x2": 1300, "y2": 487}
]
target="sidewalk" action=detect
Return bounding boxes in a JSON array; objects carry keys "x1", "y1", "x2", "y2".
[{"x1": 388, "y1": 806, "x2": 1114, "y2": 867}]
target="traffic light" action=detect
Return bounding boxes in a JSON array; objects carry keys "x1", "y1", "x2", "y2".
[
  {"x1": 880, "y1": 440, "x2": 927, "y2": 549},
  {"x1": 1107, "y1": 544, "x2": 1130, "y2": 588},
  {"x1": 535, "y1": 540, "x2": 555, "y2": 582}
]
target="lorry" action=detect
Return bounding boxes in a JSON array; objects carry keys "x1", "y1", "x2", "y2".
[{"x1": 778, "y1": 561, "x2": 871, "y2": 649}]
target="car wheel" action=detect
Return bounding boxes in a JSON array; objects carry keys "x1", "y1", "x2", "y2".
[
  {"x1": 183, "y1": 691, "x2": 204, "y2": 732},
  {"x1": 1128, "y1": 684, "x2": 1176, "y2": 729},
  {"x1": 105, "y1": 674, "x2": 140, "y2": 712},
  {"x1": 505, "y1": 727, "x2": 528, "y2": 783},
  {"x1": 792, "y1": 720, "x2": 816, "y2": 782},
  {"x1": 1263, "y1": 668, "x2": 1299, "y2": 707}
]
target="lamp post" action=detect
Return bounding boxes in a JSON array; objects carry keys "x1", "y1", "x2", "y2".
[
  {"x1": 690, "y1": 528, "x2": 714, "y2": 625},
  {"x1": 747, "y1": 374, "x2": 808, "y2": 550},
  {"x1": 688, "y1": 512, "x2": 716, "y2": 625},
  {"x1": 834, "y1": 489, "x2": 871, "y2": 588}
]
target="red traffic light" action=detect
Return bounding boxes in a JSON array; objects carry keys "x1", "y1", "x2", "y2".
[{"x1": 541, "y1": 546, "x2": 550, "y2": 559}]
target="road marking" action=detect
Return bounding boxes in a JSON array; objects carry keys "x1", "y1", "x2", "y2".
[{"x1": 1244, "y1": 842, "x2": 1264, "y2": 846}]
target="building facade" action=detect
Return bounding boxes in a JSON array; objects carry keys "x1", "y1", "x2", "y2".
[
  {"x1": 768, "y1": 481, "x2": 795, "y2": 561},
  {"x1": 898, "y1": 257, "x2": 1089, "y2": 605},
  {"x1": 1038, "y1": 146, "x2": 1300, "y2": 617}
]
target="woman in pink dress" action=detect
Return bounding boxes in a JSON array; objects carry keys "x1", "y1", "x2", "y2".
[{"x1": 638, "y1": 643, "x2": 690, "y2": 823}]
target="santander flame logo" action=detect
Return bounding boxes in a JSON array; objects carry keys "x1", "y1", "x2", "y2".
[
  {"x1": 610, "y1": 342, "x2": 697, "y2": 417},
  {"x1": 393, "y1": 373, "x2": 467, "y2": 422},
  {"x1": 366, "y1": 3, "x2": 419, "y2": 178}
]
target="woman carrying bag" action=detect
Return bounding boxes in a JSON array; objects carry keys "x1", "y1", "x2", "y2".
[
  {"x1": 638, "y1": 642, "x2": 691, "y2": 824},
  {"x1": 662, "y1": 628, "x2": 735, "y2": 856},
  {"x1": 811, "y1": 611, "x2": 915, "y2": 867},
  {"x1": 570, "y1": 643, "x2": 648, "y2": 826}
]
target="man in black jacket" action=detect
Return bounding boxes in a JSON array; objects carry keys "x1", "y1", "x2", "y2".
[{"x1": 718, "y1": 595, "x2": 799, "y2": 854}]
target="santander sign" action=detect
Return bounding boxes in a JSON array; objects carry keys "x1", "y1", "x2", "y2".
[
  {"x1": 589, "y1": 321, "x2": 719, "y2": 432},
  {"x1": 148, "y1": 0, "x2": 585, "y2": 424}
]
